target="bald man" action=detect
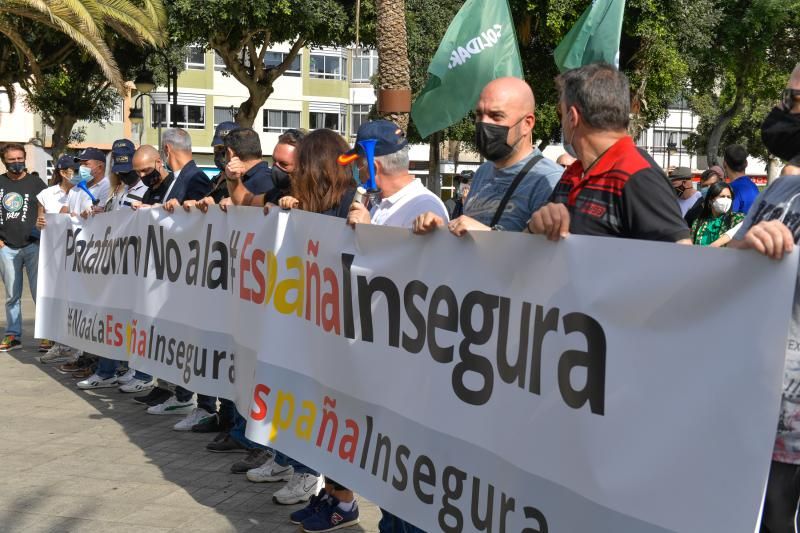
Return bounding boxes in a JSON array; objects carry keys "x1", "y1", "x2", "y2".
[
  {"x1": 132, "y1": 145, "x2": 174, "y2": 206},
  {"x1": 413, "y1": 76, "x2": 563, "y2": 235}
]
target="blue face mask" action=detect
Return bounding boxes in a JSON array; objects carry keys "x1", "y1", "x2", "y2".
[
  {"x1": 78, "y1": 166, "x2": 93, "y2": 182},
  {"x1": 68, "y1": 173, "x2": 83, "y2": 186}
]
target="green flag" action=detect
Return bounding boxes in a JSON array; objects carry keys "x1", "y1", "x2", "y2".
[
  {"x1": 554, "y1": 0, "x2": 626, "y2": 73},
  {"x1": 410, "y1": 0, "x2": 523, "y2": 139}
]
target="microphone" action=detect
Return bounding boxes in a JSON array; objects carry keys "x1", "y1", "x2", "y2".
[{"x1": 77, "y1": 180, "x2": 98, "y2": 205}]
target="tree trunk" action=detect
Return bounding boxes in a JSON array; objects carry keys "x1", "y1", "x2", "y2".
[
  {"x1": 767, "y1": 156, "x2": 781, "y2": 184},
  {"x1": 50, "y1": 114, "x2": 78, "y2": 156},
  {"x1": 376, "y1": 0, "x2": 411, "y2": 132},
  {"x1": 236, "y1": 87, "x2": 273, "y2": 128},
  {"x1": 706, "y1": 87, "x2": 745, "y2": 166},
  {"x1": 449, "y1": 140, "x2": 460, "y2": 174},
  {"x1": 428, "y1": 131, "x2": 441, "y2": 197}
]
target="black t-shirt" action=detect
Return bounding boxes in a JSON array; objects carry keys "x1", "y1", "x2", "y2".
[
  {"x1": 0, "y1": 172, "x2": 46, "y2": 248},
  {"x1": 550, "y1": 137, "x2": 690, "y2": 241},
  {"x1": 208, "y1": 173, "x2": 229, "y2": 203},
  {"x1": 242, "y1": 161, "x2": 274, "y2": 196},
  {"x1": 142, "y1": 174, "x2": 174, "y2": 205}
]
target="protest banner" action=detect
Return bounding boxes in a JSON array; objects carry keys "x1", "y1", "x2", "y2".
[{"x1": 36, "y1": 207, "x2": 796, "y2": 532}]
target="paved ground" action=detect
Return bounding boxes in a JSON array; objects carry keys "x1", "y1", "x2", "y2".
[{"x1": 0, "y1": 289, "x2": 380, "y2": 532}]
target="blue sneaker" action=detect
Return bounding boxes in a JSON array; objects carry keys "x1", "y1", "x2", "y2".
[
  {"x1": 302, "y1": 497, "x2": 359, "y2": 532},
  {"x1": 290, "y1": 492, "x2": 329, "y2": 525}
]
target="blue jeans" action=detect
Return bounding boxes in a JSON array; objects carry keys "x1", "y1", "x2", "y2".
[
  {"x1": 0, "y1": 243, "x2": 38, "y2": 337},
  {"x1": 378, "y1": 512, "x2": 426, "y2": 533},
  {"x1": 229, "y1": 408, "x2": 264, "y2": 449},
  {"x1": 133, "y1": 371, "x2": 151, "y2": 381},
  {"x1": 274, "y1": 452, "x2": 318, "y2": 476},
  {"x1": 96, "y1": 356, "x2": 119, "y2": 379}
]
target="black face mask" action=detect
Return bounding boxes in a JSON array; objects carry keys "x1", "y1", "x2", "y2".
[
  {"x1": 119, "y1": 171, "x2": 139, "y2": 186},
  {"x1": 141, "y1": 169, "x2": 161, "y2": 188},
  {"x1": 5, "y1": 162, "x2": 25, "y2": 175},
  {"x1": 214, "y1": 152, "x2": 227, "y2": 171},
  {"x1": 762, "y1": 106, "x2": 800, "y2": 164},
  {"x1": 475, "y1": 118, "x2": 524, "y2": 162},
  {"x1": 272, "y1": 164, "x2": 291, "y2": 190}
]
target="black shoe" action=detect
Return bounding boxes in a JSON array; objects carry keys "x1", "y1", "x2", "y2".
[
  {"x1": 133, "y1": 387, "x2": 172, "y2": 406},
  {"x1": 191, "y1": 413, "x2": 221, "y2": 433},
  {"x1": 206, "y1": 435, "x2": 250, "y2": 453}
]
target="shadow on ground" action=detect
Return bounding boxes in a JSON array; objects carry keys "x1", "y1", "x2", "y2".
[{"x1": 0, "y1": 313, "x2": 380, "y2": 533}]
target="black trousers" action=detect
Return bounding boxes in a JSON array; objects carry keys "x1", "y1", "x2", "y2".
[{"x1": 762, "y1": 460, "x2": 800, "y2": 533}]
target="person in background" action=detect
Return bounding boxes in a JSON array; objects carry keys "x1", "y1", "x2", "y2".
[
  {"x1": 61, "y1": 147, "x2": 111, "y2": 218},
  {"x1": 444, "y1": 170, "x2": 472, "y2": 219},
  {"x1": 670, "y1": 166, "x2": 702, "y2": 217},
  {"x1": 685, "y1": 165, "x2": 725, "y2": 226},
  {"x1": 207, "y1": 121, "x2": 239, "y2": 203},
  {"x1": 689, "y1": 182, "x2": 744, "y2": 247},
  {"x1": 0, "y1": 143, "x2": 46, "y2": 352},
  {"x1": 724, "y1": 144, "x2": 759, "y2": 213},
  {"x1": 556, "y1": 152, "x2": 577, "y2": 168},
  {"x1": 36, "y1": 155, "x2": 78, "y2": 362}
]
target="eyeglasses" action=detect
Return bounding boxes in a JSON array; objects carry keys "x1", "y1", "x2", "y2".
[{"x1": 782, "y1": 88, "x2": 800, "y2": 111}]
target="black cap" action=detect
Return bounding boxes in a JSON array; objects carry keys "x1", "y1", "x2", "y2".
[
  {"x1": 55, "y1": 155, "x2": 79, "y2": 171},
  {"x1": 111, "y1": 139, "x2": 136, "y2": 173},
  {"x1": 344, "y1": 120, "x2": 409, "y2": 159},
  {"x1": 74, "y1": 147, "x2": 106, "y2": 163}
]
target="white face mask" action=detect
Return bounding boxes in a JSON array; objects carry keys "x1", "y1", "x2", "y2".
[{"x1": 712, "y1": 197, "x2": 732, "y2": 214}]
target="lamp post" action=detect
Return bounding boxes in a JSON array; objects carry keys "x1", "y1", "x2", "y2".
[
  {"x1": 128, "y1": 50, "x2": 179, "y2": 140},
  {"x1": 129, "y1": 92, "x2": 162, "y2": 146},
  {"x1": 667, "y1": 132, "x2": 678, "y2": 171}
]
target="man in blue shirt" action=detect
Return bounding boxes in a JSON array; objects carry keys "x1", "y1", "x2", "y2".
[{"x1": 724, "y1": 144, "x2": 759, "y2": 214}]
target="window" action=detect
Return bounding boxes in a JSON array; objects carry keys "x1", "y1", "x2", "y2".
[
  {"x1": 263, "y1": 110, "x2": 301, "y2": 133},
  {"x1": 152, "y1": 103, "x2": 206, "y2": 129},
  {"x1": 109, "y1": 99, "x2": 124, "y2": 123},
  {"x1": 214, "y1": 106, "x2": 238, "y2": 127},
  {"x1": 652, "y1": 129, "x2": 690, "y2": 153},
  {"x1": 264, "y1": 52, "x2": 302, "y2": 77},
  {"x1": 185, "y1": 45, "x2": 206, "y2": 69},
  {"x1": 352, "y1": 49, "x2": 378, "y2": 83},
  {"x1": 309, "y1": 54, "x2": 347, "y2": 80},
  {"x1": 214, "y1": 52, "x2": 227, "y2": 72},
  {"x1": 310, "y1": 111, "x2": 346, "y2": 134},
  {"x1": 351, "y1": 104, "x2": 370, "y2": 137}
]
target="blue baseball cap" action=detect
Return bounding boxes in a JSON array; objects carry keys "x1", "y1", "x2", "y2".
[
  {"x1": 213, "y1": 121, "x2": 239, "y2": 146},
  {"x1": 346, "y1": 120, "x2": 408, "y2": 158},
  {"x1": 55, "y1": 155, "x2": 79, "y2": 171},
  {"x1": 111, "y1": 139, "x2": 136, "y2": 173},
  {"x1": 74, "y1": 147, "x2": 106, "y2": 163}
]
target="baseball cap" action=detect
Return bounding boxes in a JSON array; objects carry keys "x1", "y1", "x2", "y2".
[
  {"x1": 74, "y1": 147, "x2": 106, "y2": 163},
  {"x1": 345, "y1": 120, "x2": 408, "y2": 159},
  {"x1": 213, "y1": 121, "x2": 239, "y2": 146},
  {"x1": 111, "y1": 139, "x2": 136, "y2": 173},
  {"x1": 669, "y1": 166, "x2": 693, "y2": 180},
  {"x1": 55, "y1": 155, "x2": 79, "y2": 171}
]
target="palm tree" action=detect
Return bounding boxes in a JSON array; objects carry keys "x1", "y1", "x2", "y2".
[
  {"x1": 376, "y1": 0, "x2": 411, "y2": 132},
  {"x1": 0, "y1": 0, "x2": 167, "y2": 102}
]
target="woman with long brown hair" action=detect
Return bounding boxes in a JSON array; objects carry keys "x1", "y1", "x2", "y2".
[{"x1": 278, "y1": 128, "x2": 356, "y2": 216}]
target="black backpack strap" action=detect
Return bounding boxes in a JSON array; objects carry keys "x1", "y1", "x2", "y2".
[{"x1": 489, "y1": 154, "x2": 543, "y2": 228}]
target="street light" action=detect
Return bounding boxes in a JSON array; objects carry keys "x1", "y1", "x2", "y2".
[
  {"x1": 129, "y1": 93, "x2": 162, "y2": 146},
  {"x1": 133, "y1": 70, "x2": 156, "y2": 94},
  {"x1": 667, "y1": 132, "x2": 678, "y2": 171}
]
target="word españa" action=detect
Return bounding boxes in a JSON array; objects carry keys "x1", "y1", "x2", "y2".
[
  {"x1": 63, "y1": 225, "x2": 231, "y2": 289},
  {"x1": 251, "y1": 387, "x2": 548, "y2": 533},
  {"x1": 66, "y1": 307, "x2": 235, "y2": 386},
  {"x1": 448, "y1": 24, "x2": 505, "y2": 70},
  {"x1": 239, "y1": 237, "x2": 606, "y2": 414}
]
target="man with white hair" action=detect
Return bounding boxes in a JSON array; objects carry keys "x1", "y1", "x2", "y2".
[{"x1": 160, "y1": 128, "x2": 213, "y2": 205}]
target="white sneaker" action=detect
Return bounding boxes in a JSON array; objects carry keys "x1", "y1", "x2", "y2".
[
  {"x1": 77, "y1": 373, "x2": 118, "y2": 390},
  {"x1": 173, "y1": 408, "x2": 214, "y2": 431},
  {"x1": 38, "y1": 344, "x2": 74, "y2": 364},
  {"x1": 119, "y1": 378, "x2": 155, "y2": 393},
  {"x1": 246, "y1": 457, "x2": 294, "y2": 483},
  {"x1": 116, "y1": 368, "x2": 135, "y2": 384},
  {"x1": 147, "y1": 396, "x2": 196, "y2": 415},
  {"x1": 272, "y1": 473, "x2": 322, "y2": 505}
]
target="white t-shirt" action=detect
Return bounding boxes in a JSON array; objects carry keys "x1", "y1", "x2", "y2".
[
  {"x1": 65, "y1": 177, "x2": 111, "y2": 215},
  {"x1": 370, "y1": 178, "x2": 449, "y2": 229},
  {"x1": 677, "y1": 191, "x2": 702, "y2": 217},
  {"x1": 36, "y1": 184, "x2": 70, "y2": 214}
]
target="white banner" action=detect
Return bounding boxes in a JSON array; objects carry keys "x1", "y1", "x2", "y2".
[{"x1": 36, "y1": 207, "x2": 797, "y2": 532}]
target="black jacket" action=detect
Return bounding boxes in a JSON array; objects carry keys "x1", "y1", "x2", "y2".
[{"x1": 166, "y1": 160, "x2": 213, "y2": 203}]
